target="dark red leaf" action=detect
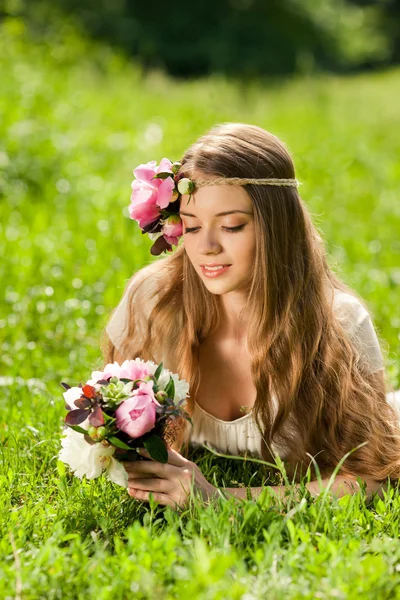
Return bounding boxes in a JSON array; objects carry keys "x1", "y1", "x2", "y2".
[
  {"x1": 60, "y1": 382, "x2": 71, "y2": 391},
  {"x1": 84, "y1": 434, "x2": 96, "y2": 446},
  {"x1": 74, "y1": 397, "x2": 91, "y2": 409},
  {"x1": 95, "y1": 379, "x2": 110, "y2": 385},
  {"x1": 89, "y1": 405, "x2": 104, "y2": 427},
  {"x1": 150, "y1": 235, "x2": 172, "y2": 256},
  {"x1": 65, "y1": 409, "x2": 89, "y2": 425},
  {"x1": 82, "y1": 384, "x2": 96, "y2": 399},
  {"x1": 142, "y1": 218, "x2": 162, "y2": 234}
]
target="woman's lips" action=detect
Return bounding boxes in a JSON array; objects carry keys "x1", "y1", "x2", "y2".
[{"x1": 200, "y1": 264, "x2": 231, "y2": 278}]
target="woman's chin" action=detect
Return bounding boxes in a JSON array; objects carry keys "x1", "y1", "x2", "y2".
[{"x1": 203, "y1": 279, "x2": 241, "y2": 295}]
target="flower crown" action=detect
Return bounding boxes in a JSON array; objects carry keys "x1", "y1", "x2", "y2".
[{"x1": 128, "y1": 158, "x2": 300, "y2": 256}]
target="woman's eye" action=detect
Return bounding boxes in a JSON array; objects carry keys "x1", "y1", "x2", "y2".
[{"x1": 184, "y1": 225, "x2": 245, "y2": 234}]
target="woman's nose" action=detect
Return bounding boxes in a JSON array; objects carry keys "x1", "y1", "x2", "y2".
[{"x1": 196, "y1": 229, "x2": 222, "y2": 254}]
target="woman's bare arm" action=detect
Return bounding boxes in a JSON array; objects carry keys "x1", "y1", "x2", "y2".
[{"x1": 220, "y1": 475, "x2": 384, "y2": 502}]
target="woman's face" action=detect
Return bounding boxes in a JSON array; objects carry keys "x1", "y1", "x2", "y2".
[{"x1": 179, "y1": 180, "x2": 256, "y2": 295}]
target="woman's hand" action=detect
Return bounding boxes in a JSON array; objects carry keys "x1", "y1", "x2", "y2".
[{"x1": 123, "y1": 446, "x2": 217, "y2": 510}]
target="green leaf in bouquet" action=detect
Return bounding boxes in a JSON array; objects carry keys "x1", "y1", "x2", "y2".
[
  {"x1": 66, "y1": 424, "x2": 88, "y2": 435},
  {"x1": 102, "y1": 412, "x2": 116, "y2": 425},
  {"x1": 153, "y1": 362, "x2": 164, "y2": 382},
  {"x1": 164, "y1": 376, "x2": 175, "y2": 400},
  {"x1": 143, "y1": 434, "x2": 168, "y2": 463},
  {"x1": 108, "y1": 436, "x2": 132, "y2": 450}
]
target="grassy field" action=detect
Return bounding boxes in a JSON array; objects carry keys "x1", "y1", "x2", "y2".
[{"x1": 1, "y1": 16, "x2": 400, "y2": 599}]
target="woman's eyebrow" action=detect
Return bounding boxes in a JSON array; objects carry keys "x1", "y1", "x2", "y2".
[{"x1": 179, "y1": 210, "x2": 252, "y2": 217}]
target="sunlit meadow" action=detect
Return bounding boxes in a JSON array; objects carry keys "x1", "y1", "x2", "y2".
[{"x1": 1, "y1": 16, "x2": 400, "y2": 599}]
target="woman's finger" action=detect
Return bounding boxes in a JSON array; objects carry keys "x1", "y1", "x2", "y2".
[
  {"x1": 126, "y1": 471, "x2": 153, "y2": 479},
  {"x1": 127, "y1": 477, "x2": 174, "y2": 494},
  {"x1": 122, "y1": 460, "x2": 177, "y2": 478},
  {"x1": 128, "y1": 487, "x2": 179, "y2": 509}
]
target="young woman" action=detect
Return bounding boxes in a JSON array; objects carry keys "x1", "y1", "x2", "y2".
[{"x1": 102, "y1": 122, "x2": 400, "y2": 510}]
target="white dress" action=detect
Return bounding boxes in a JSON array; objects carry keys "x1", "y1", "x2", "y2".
[{"x1": 106, "y1": 275, "x2": 400, "y2": 459}]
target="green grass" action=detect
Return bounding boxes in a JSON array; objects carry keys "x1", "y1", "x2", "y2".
[{"x1": 1, "y1": 16, "x2": 400, "y2": 599}]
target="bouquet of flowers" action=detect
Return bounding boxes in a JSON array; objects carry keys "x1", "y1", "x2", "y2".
[{"x1": 58, "y1": 358, "x2": 191, "y2": 488}]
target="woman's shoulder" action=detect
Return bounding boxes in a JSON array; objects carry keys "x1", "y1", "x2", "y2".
[
  {"x1": 120, "y1": 257, "x2": 172, "y2": 307},
  {"x1": 127, "y1": 258, "x2": 166, "y2": 289},
  {"x1": 105, "y1": 259, "x2": 165, "y2": 352},
  {"x1": 332, "y1": 289, "x2": 370, "y2": 334},
  {"x1": 332, "y1": 288, "x2": 384, "y2": 374}
]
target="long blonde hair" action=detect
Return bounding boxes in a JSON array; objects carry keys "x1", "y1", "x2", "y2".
[{"x1": 102, "y1": 122, "x2": 400, "y2": 482}]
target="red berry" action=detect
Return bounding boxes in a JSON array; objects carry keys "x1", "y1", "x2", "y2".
[{"x1": 82, "y1": 384, "x2": 96, "y2": 398}]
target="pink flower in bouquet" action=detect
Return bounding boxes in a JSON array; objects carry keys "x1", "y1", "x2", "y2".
[
  {"x1": 162, "y1": 214, "x2": 183, "y2": 246},
  {"x1": 89, "y1": 359, "x2": 150, "y2": 385},
  {"x1": 115, "y1": 380, "x2": 161, "y2": 438},
  {"x1": 129, "y1": 158, "x2": 176, "y2": 229}
]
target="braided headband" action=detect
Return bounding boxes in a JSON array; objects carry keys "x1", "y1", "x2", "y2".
[
  {"x1": 128, "y1": 158, "x2": 300, "y2": 256},
  {"x1": 194, "y1": 177, "x2": 300, "y2": 188}
]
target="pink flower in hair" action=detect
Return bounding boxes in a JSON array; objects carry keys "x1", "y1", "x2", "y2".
[
  {"x1": 129, "y1": 201, "x2": 161, "y2": 229},
  {"x1": 129, "y1": 158, "x2": 176, "y2": 229},
  {"x1": 162, "y1": 214, "x2": 183, "y2": 246}
]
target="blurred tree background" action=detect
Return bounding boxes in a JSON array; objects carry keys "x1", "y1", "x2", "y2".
[{"x1": 2, "y1": 0, "x2": 400, "y2": 79}]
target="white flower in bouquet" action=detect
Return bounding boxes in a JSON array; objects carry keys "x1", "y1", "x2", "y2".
[
  {"x1": 157, "y1": 370, "x2": 190, "y2": 404},
  {"x1": 59, "y1": 427, "x2": 128, "y2": 487},
  {"x1": 63, "y1": 386, "x2": 87, "y2": 410}
]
